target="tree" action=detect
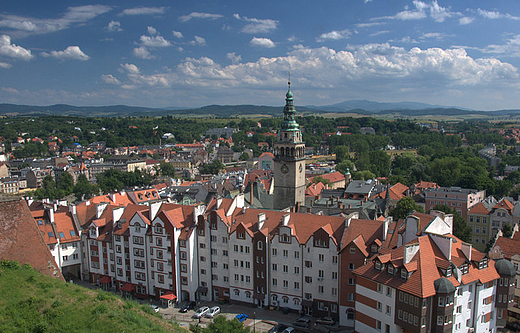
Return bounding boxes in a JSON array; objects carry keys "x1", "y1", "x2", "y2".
[
  {"x1": 239, "y1": 152, "x2": 250, "y2": 161},
  {"x1": 159, "y1": 162, "x2": 175, "y2": 178},
  {"x1": 56, "y1": 172, "x2": 74, "y2": 196},
  {"x1": 335, "y1": 160, "x2": 354, "y2": 175},
  {"x1": 73, "y1": 174, "x2": 98, "y2": 201},
  {"x1": 204, "y1": 316, "x2": 250, "y2": 333},
  {"x1": 335, "y1": 145, "x2": 349, "y2": 163},
  {"x1": 200, "y1": 160, "x2": 225, "y2": 175},
  {"x1": 309, "y1": 176, "x2": 332, "y2": 187},
  {"x1": 502, "y1": 222, "x2": 513, "y2": 238},
  {"x1": 432, "y1": 205, "x2": 472, "y2": 242},
  {"x1": 390, "y1": 197, "x2": 424, "y2": 220},
  {"x1": 353, "y1": 170, "x2": 375, "y2": 181}
]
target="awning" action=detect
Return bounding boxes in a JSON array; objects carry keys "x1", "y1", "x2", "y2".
[
  {"x1": 253, "y1": 292, "x2": 265, "y2": 300},
  {"x1": 196, "y1": 286, "x2": 208, "y2": 293},
  {"x1": 120, "y1": 283, "x2": 134, "y2": 292},
  {"x1": 160, "y1": 291, "x2": 177, "y2": 300},
  {"x1": 301, "y1": 299, "x2": 313, "y2": 307},
  {"x1": 99, "y1": 276, "x2": 111, "y2": 284}
]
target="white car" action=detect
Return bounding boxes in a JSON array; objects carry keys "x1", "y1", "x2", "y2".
[
  {"x1": 192, "y1": 306, "x2": 210, "y2": 318},
  {"x1": 149, "y1": 305, "x2": 160, "y2": 313},
  {"x1": 205, "y1": 306, "x2": 221, "y2": 318}
]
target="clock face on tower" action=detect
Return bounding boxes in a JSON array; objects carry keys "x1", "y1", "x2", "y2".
[{"x1": 281, "y1": 164, "x2": 289, "y2": 174}]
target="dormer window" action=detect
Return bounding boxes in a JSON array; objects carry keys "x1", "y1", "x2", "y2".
[
  {"x1": 280, "y1": 234, "x2": 290, "y2": 243},
  {"x1": 238, "y1": 232, "x2": 245, "y2": 239},
  {"x1": 478, "y1": 259, "x2": 488, "y2": 269},
  {"x1": 375, "y1": 261, "x2": 382, "y2": 271},
  {"x1": 446, "y1": 268, "x2": 452, "y2": 277},
  {"x1": 460, "y1": 264, "x2": 469, "y2": 275},
  {"x1": 371, "y1": 244, "x2": 378, "y2": 253},
  {"x1": 387, "y1": 265, "x2": 394, "y2": 275},
  {"x1": 90, "y1": 227, "x2": 96, "y2": 237},
  {"x1": 401, "y1": 268, "x2": 408, "y2": 280}
]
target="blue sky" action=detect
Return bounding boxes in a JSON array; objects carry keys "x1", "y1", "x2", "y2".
[{"x1": 1, "y1": 1, "x2": 520, "y2": 110}]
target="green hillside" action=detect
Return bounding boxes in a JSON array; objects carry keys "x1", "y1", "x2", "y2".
[{"x1": 0, "y1": 260, "x2": 186, "y2": 333}]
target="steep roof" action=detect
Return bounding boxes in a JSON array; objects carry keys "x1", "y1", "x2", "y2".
[
  {"x1": 492, "y1": 236, "x2": 520, "y2": 260},
  {"x1": 309, "y1": 171, "x2": 345, "y2": 184},
  {"x1": 492, "y1": 198, "x2": 514, "y2": 214},
  {"x1": 467, "y1": 202, "x2": 491, "y2": 215},
  {"x1": 354, "y1": 233, "x2": 499, "y2": 298},
  {"x1": 0, "y1": 199, "x2": 63, "y2": 280},
  {"x1": 305, "y1": 182, "x2": 326, "y2": 197}
]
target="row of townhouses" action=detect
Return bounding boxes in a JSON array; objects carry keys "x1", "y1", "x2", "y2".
[{"x1": 26, "y1": 193, "x2": 517, "y2": 331}]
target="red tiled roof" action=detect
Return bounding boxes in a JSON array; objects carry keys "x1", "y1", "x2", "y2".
[
  {"x1": 468, "y1": 202, "x2": 490, "y2": 215},
  {"x1": 492, "y1": 198, "x2": 514, "y2": 213},
  {"x1": 0, "y1": 200, "x2": 63, "y2": 280},
  {"x1": 259, "y1": 152, "x2": 274, "y2": 159},
  {"x1": 355, "y1": 234, "x2": 498, "y2": 298},
  {"x1": 492, "y1": 236, "x2": 520, "y2": 260},
  {"x1": 305, "y1": 182, "x2": 325, "y2": 197},
  {"x1": 309, "y1": 171, "x2": 345, "y2": 184}
]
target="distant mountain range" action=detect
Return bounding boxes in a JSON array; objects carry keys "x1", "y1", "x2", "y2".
[{"x1": 1, "y1": 100, "x2": 520, "y2": 118}]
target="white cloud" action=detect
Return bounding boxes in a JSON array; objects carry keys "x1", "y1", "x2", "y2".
[
  {"x1": 420, "y1": 32, "x2": 449, "y2": 40},
  {"x1": 178, "y1": 47, "x2": 184, "y2": 52},
  {"x1": 250, "y1": 37, "x2": 275, "y2": 48},
  {"x1": 107, "y1": 20, "x2": 122, "y2": 32},
  {"x1": 394, "y1": 0, "x2": 458, "y2": 22},
  {"x1": 226, "y1": 52, "x2": 242, "y2": 65},
  {"x1": 101, "y1": 74, "x2": 121, "y2": 85},
  {"x1": 2, "y1": 87, "x2": 19, "y2": 93},
  {"x1": 133, "y1": 46, "x2": 154, "y2": 59},
  {"x1": 369, "y1": 30, "x2": 390, "y2": 37},
  {"x1": 0, "y1": 5, "x2": 111, "y2": 36},
  {"x1": 172, "y1": 31, "x2": 183, "y2": 38},
  {"x1": 140, "y1": 35, "x2": 171, "y2": 47},
  {"x1": 189, "y1": 36, "x2": 206, "y2": 46},
  {"x1": 481, "y1": 34, "x2": 520, "y2": 57},
  {"x1": 147, "y1": 26, "x2": 157, "y2": 35},
  {"x1": 459, "y1": 17, "x2": 474, "y2": 25},
  {"x1": 317, "y1": 29, "x2": 351, "y2": 42},
  {"x1": 120, "y1": 7, "x2": 165, "y2": 16},
  {"x1": 179, "y1": 12, "x2": 223, "y2": 22},
  {"x1": 477, "y1": 8, "x2": 520, "y2": 20},
  {"x1": 233, "y1": 14, "x2": 278, "y2": 33},
  {"x1": 0, "y1": 62, "x2": 12, "y2": 68},
  {"x1": 41, "y1": 46, "x2": 89, "y2": 61},
  {"x1": 121, "y1": 63, "x2": 140, "y2": 74},
  {"x1": 0, "y1": 35, "x2": 33, "y2": 60}
]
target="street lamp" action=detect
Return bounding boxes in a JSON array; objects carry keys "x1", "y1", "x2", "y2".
[{"x1": 253, "y1": 311, "x2": 256, "y2": 332}]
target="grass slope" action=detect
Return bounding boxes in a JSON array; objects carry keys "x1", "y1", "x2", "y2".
[{"x1": 0, "y1": 261, "x2": 185, "y2": 333}]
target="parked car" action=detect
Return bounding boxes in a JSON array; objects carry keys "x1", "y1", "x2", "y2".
[
  {"x1": 268, "y1": 323, "x2": 288, "y2": 333},
  {"x1": 192, "y1": 306, "x2": 210, "y2": 318},
  {"x1": 282, "y1": 327, "x2": 296, "y2": 333},
  {"x1": 235, "y1": 314, "x2": 248, "y2": 322},
  {"x1": 315, "y1": 316, "x2": 335, "y2": 326},
  {"x1": 205, "y1": 306, "x2": 221, "y2": 318},
  {"x1": 179, "y1": 301, "x2": 196, "y2": 313},
  {"x1": 292, "y1": 317, "x2": 311, "y2": 329}
]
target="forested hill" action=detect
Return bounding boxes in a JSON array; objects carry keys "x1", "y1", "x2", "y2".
[{"x1": 1, "y1": 102, "x2": 520, "y2": 118}]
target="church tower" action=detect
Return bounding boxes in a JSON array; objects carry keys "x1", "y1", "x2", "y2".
[{"x1": 273, "y1": 82, "x2": 306, "y2": 210}]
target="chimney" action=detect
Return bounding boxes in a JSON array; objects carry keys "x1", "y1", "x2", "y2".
[
  {"x1": 258, "y1": 213, "x2": 266, "y2": 230},
  {"x1": 69, "y1": 204, "x2": 76, "y2": 215},
  {"x1": 461, "y1": 242, "x2": 472, "y2": 261},
  {"x1": 150, "y1": 201, "x2": 162, "y2": 221},
  {"x1": 109, "y1": 192, "x2": 116, "y2": 203},
  {"x1": 282, "y1": 214, "x2": 290, "y2": 226},
  {"x1": 383, "y1": 217, "x2": 392, "y2": 241},
  {"x1": 217, "y1": 196, "x2": 223, "y2": 208},
  {"x1": 250, "y1": 183, "x2": 254, "y2": 206},
  {"x1": 48, "y1": 208, "x2": 55, "y2": 223},
  {"x1": 403, "y1": 243, "x2": 420, "y2": 264}
]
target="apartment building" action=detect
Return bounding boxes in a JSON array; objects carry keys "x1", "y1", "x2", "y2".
[
  {"x1": 354, "y1": 212, "x2": 515, "y2": 333},
  {"x1": 424, "y1": 186, "x2": 485, "y2": 219},
  {"x1": 489, "y1": 233, "x2": 520, "y2": 325},
  {"x1": 467, "y1": 196, "x2": 496, "y2": 251},
  {"x1": 28, "y1": 201, "x2": 82, "y2": 278}
]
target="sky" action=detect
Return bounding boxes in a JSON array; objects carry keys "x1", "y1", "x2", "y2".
[{"x1": 1, "y1": 1, "x2": 520, "y2": 111}]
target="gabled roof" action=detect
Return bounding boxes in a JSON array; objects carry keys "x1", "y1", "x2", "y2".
[
  {"x1": 492, "y1": 198, "x2": 514, "y2": 214},
  {"x1": 354, "y1": 233, "x2": 499, "y2": 298},
  {"x1": 309, "y1": 171, "x2": 345, "y2": 184},
  {"x1": 0, "y1": 200, "x2": 63, "y2": 280},
  {"x1": 492, "y1": 236, "x2": 520, "y2": 260},
  {"x1": 467, "y1": 202, "x2": 491, "y2": 215},
  {"x1": 305, "y1": 182, "x2": 325, "y2": 197}
]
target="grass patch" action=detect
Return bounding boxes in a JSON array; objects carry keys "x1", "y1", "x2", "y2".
[{"x1": 0, "y1": 261, "x2": 186, "y2": 333}]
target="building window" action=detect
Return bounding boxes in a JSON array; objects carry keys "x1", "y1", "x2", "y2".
[
  {"x1": 350, "y1": 247, "x2": 356, "y2": 254},
  {"x1": 257, "y1": 241, "x2": 263, "y2": 250},
  {"x1": 348, "y1": 263, "x2": 354, "y2": 270}
]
